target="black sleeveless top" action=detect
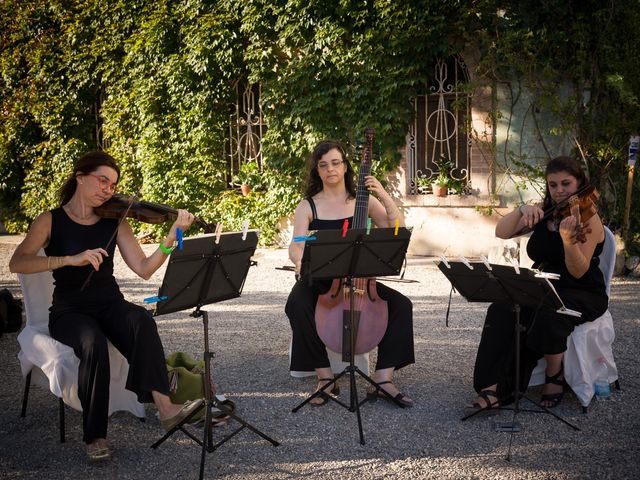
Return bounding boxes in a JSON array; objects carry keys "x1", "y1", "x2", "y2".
[
  {"x1": 527, "y1": 221, "x2": 608, "y2": 321},
  {"x1": 307, "y1": 197, "x2": 353, "y2": 231},
  {"x1": 45, "y1": 207, "x2": 123, "y2": 310}
]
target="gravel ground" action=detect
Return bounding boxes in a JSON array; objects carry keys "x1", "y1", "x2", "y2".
[{"x1": 0, "y1": 234, "x2": 638, "y2": 480}]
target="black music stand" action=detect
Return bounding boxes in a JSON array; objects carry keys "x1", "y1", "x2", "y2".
[
  {"x1": 437, "y1": 260, "x2": 580, "y2": 457},
  {"x1": 292, "y1": 227, "x2": 412, "y2": 445},
  {"x1": 150, "y1": 231, "x2": 279, "y2": 480}
]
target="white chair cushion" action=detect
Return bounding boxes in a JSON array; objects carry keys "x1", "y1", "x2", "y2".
[
  {"x1": 17, "y1": 267, "x2": 145, "y2": 418},
  {"x1": 289, "y1": 341, "x2": 370, "y2": 378}
]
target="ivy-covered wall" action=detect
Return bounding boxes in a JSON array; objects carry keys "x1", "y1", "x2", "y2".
[{"x1": 1, "y1": 1, "x2": 639, "y2": 250}]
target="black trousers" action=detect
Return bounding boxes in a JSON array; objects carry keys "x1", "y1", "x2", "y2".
[
  {"x1": 472, "y1": 301, "x2": 595, "y2": 400},
  {"x1": 49, "y1": 300, "x2": 170, "y2": 443},
  {"x1": 285, "y1": 279, "x2": 415, "y2": 372}
]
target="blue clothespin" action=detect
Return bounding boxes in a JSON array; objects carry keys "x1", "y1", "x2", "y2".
[
  {"x1": 366, "y1": 217, "x2": 372, "y2": 235},
  {"x1": 176, "y1": 228, "x2": 183, "y2": 250},
  {"x1": 143, "y1": 295, "x2": 168, "y2": 304}
]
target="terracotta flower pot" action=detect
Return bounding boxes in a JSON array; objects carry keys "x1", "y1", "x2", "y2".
[
  {"x1": 240, "y1": 184, "x2": 251, "y2": 196},
  {"x1": 432, "y1": 183, "x2": 448, "y2": 197}
]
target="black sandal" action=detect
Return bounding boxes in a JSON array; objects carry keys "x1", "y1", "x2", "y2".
[
  {"x1": 310, "y1": 378, "x2": 340, "y2": 407},
  {"x1": 540, "y1": 368, "x2": 565, "y2": 408},
  {"x1": 367, "y1": 381, "x2": 413, "y2": 408},
  {"x1": 464, "y1": 389, "x2": 500, "y2": 416}
]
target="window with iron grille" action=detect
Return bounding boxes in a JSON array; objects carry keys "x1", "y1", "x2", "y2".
[
  {"x1": 407, "y1": 57, "x2": 471, "y2": 195},
  {"x1": 226, "y1": 81, "x2": 266, "y2": 186}
]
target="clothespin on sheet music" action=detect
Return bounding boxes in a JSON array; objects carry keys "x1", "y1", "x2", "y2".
[
  {"x1": 510, "y1": 259, "x2": 520, "y2": 275},
  {"x1": 480, "y1": 255, "x2": 492, "y2": 270},
  {"x1": 241, "y1": 220, "x2": 249, "y2": 240},
  {"x1": 458, "y1": 256, "x2": 473, "y2": 270},
  {"x1": 214, "y1": 223, "x2": 222, "y2": 244},
  {"x1": 438, "y1": 254, "x2": 450, "y2": 269},
  {"x1": 342, "y1": 218, "x2": 349, "y2": 238}
]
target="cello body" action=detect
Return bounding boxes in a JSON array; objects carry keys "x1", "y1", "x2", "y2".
[
  {"x1": 316, "y1": 277, "x2": 388, "y2": 355},
  {"x1": 314, "y1": 128, "x2": 389, "y2": 355}
]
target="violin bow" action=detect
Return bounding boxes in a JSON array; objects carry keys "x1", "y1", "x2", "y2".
[{"x1": 80, "y1": 194, "x2": 137, "y2": 291}]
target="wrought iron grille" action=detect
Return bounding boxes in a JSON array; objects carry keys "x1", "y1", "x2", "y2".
[
  {"x1": 226, "y1": 82, "x2": 266, "y2": 185},
  {"x1": 408, "y1": 57, "x2": 471, "y2": 194}
]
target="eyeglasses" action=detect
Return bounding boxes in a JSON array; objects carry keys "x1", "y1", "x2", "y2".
[
  {"x1": 85, "y1": 173, "x2": 118, "y2": 193},
  {"x1": 317, "y1": 159, "x2": 345, "y2": 170}
]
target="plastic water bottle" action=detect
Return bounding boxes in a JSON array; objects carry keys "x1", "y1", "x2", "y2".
[{"x1": 594, "y1": 356, "x2": 612, "y2": 400}]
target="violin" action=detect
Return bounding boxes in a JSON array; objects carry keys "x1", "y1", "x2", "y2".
[
  {"x1": 510, "y1": 184, "x2": 600, "y2": 243},
  {"x1": 314, "y1": 128, "x2": 389, "y2": 355},
  {"x1": 95, "y1": 194, "x2": 215, "y2": 233},
  {"x1": 80, "y1": 194, "x2": 215, "y2": 291}
]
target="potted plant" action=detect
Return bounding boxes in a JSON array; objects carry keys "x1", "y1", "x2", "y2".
[
  {"x1": 432, "y1": 155, "x2": 453, "y2": 197},
  {"x1": 232, "y1": 162, "x2": 261, "y2": 196}
]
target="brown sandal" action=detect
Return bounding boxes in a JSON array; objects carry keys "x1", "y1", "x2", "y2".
[
  {"x1": 540, "y1": 368, "x2": 565, "y2": 408},
  {"x1": 310, "y1": 378, "x2": 340, "y2": 407},
  {"x1": 367, "y1": 381, "x2": 413, "y2": 408},
  {"x1": 464, "y1": 389, "x2": 500, "y2": 416}
]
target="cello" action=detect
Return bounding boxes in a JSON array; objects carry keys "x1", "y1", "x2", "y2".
[{"x1": 314, "y1": 128, "x2": 388, "y2": 355}]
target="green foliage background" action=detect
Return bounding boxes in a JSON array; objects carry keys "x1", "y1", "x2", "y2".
[{"x1": 1, "y1": 1, "x2": 639, "y2": 248}]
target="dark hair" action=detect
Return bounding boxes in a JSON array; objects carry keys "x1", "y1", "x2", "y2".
[
  {"x1": 58, "y1": 151, "x2": 120, "y2": 206},
  {"x1": 542, "y1": 155, "x2": 589, "y2": 209},
  {"x1": 304, "y1": 140, "x2": 356, "y2": 199}
]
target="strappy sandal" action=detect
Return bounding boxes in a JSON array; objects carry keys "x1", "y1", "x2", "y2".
[
  {"x1": 310, "y1": 378, "x2": 340, "y2": 407},
  {"x1": 541, "y1": 368, "x2": 565, "y2": 408},
  {"x1": 463, "y1": 389, "x2": 500, "y2": 416},
  {"x1": 87, "y1": 443, "x2": 112, "y2": 463},
  {"x1": 367, "y1": 381, "x2": 413, "y2": 408}
]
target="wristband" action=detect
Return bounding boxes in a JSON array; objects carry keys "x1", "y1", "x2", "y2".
[
  {"x1": 159, "y1": 243, "x2": 175, "y2": 255},
  {"x1": 518, "y1": 204, "x2": 527, "y2": 215}
]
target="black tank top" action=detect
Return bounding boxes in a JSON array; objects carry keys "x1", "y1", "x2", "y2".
[
  {"x1": 307, "y1": 197, "x2": 353, "y2": 230},
  {"x1": 45, "y1": 207, "x2": 123, "y2": 309}
]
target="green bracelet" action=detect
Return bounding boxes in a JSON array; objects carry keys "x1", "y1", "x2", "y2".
[{"x1": 159, "y1": 243, "x2": 175, "y2": 255}]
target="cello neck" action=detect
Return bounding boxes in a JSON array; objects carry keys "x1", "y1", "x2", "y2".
[{"x1": 353, "y1": 128, "x2": 375, "y2": 229}]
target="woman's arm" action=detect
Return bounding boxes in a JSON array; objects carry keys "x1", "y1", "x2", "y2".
[
  {"x1": 117, "y1": 210, "x2": 194, "y2": 280},
  {"x1": 288, "y1": 200, "x2": 313, "y2": 273},
  {"x1": 559, "y1": 213, "x2": 604, "y2": 278},
  {"x1": 495, "y1": 204, "x2": 544, "y2": 239},
  {"x1": 9, "y1": 212, "x2": 52, "y2": 274},
  {"x1": 365, "y1": 176, "x2": 404, "y2": 228}
]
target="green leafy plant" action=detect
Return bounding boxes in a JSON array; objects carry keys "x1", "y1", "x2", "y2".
[{"x1": 232, "y1": 162, "x2": 263, "y2": 189}]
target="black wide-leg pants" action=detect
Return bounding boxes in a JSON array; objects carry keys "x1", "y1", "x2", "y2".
[
  {"x1": 50, "y1": 300, "x2": 170, "y2": 443},
  {"x1": 286, "y1": 279, "x2": 415, "y2": 372}
]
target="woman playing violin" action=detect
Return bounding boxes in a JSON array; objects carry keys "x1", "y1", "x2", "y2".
[
  {"x1": 286, "y1": 140, "x2": 415, "y2": 407},
  {"x1": 9, "y1": 151, "x2": 203, "y2": 462},
  {"x1": 466, "y1": 156, "x2": 608, "y2": 414}
]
